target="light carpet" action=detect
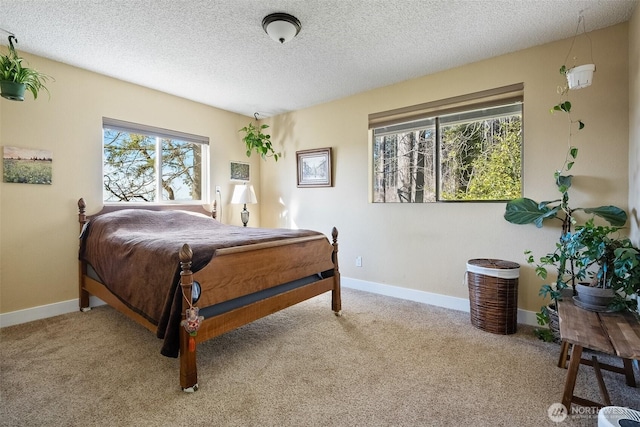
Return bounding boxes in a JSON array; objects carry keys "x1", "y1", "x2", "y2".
[{"x1": 1, "y1": 288, "x2": 638, "y2": 426}]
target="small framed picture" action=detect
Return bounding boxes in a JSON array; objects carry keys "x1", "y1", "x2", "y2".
[
  {"x1": 230, "y1": 161, "x2": 250, "y2": 181},
  {"x1": 296, "y1": 147, "x2": 332, "y2": 188}
]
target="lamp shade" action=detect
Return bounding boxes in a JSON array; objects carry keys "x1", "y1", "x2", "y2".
[
  {"x1": 262, "y1": 13, "x2": 301, "y2": 44},
  {"x1": 231, "y1": 184, "x2": 257, "y2": 205}
]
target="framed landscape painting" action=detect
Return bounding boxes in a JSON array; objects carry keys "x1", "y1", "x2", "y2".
[
  {"x1": 230, "y1": 161, "x2": 250, "y2": 181},
  {"x1": 3, "y1": 146, "x2": 53, "y2": 185},
  {"x1": 296, "y1": 147, "x2": 332, "y2": 188}
]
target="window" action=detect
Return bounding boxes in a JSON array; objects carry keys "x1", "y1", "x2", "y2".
[
  {"x1": 102, "y1": 118, "x2": 209, "y2": 203},
  {"x1": 370, "y1": 84, "x2": 523, "y2": 203}
]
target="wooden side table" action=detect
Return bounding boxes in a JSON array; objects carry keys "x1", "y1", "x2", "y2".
[{"x1": 557, "y1": 298, "x2": 640, "y2": 410}]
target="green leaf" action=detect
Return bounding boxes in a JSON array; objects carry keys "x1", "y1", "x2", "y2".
[
  {"x1": 578, "y1": 121, "x2": 585, "y2": 130},
  {"x1": 582, "y1": 206, "x2": 628, "y2": 227},
  {"x1": 535, "y1": 267, "x2": 548, "y2": 279},
  {"x1": 569, "y1": 147, "x2": 578, "y2": 159},
  {"x1": 504, "y1": 198, "x2": 558, "y2": 227},
  {"x1": 566, "y1": 162, "x2": 574, "y2": 171},
  {"x1": 561, "y1": 101, "x2": 571, "y2": 112},
  {"x1": 534, "y1": 328, "x2": 555, "y2": 342},
  {"x1": 539, "y1": 284, "x2": 553, "y2": 297}
]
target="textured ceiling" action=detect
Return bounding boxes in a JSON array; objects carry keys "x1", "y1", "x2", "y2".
[{"x1": 0, "y1": 0, "x2": 637, "y2": 118}]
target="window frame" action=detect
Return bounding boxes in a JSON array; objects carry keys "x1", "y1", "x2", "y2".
[
  {"x1": 368, "y1": 84, "x2": 524, "y2": 203},
  {"x1": 102, "y1": 117, "x2": 210, "y2": 205}
]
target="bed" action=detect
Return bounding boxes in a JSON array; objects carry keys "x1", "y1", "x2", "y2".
[{"x1": 77, "y1": 198, "x2": 341, "y2": 391}]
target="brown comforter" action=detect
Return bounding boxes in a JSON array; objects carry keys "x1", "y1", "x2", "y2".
[{"x1": 80, "y1": 209, "x2": 322, "y2": 356}]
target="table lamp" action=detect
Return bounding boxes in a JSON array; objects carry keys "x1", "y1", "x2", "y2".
[{"x1": 231, "y1": 183, "x2": 257, "y2": 226}]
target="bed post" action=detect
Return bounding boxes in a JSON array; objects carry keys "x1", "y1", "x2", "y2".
[
  {"x1": 178, "y1": 244, "x2": 199, "y2": 392},
  {"x1": 331, "y1": 227, "x2": 341, "y2": 315},
  {"x1": 78, "y1": 198, "x2": 90, "y2": 311}
]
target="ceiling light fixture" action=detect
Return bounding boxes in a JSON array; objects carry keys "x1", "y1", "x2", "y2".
[{"x1": 262, "y1": 13, "x2": 301, "y2": 44}]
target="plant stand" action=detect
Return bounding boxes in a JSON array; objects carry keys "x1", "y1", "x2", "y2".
[{"x1": 557, "y1": 298, "x2": 639, "y2": 411}]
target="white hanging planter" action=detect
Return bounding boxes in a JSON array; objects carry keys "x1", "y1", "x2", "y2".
[{"x1": 566, "y1": 64, "x2": 595, "y2": 90}]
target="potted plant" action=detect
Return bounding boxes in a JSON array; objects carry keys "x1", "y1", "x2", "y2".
[
  {"x1": 561, "y1": 13, "x2": 596, "y2": 90},
  {"x1": 503, "y1": 66, "x2": 628, "y2": 341},
  {"x1": 565, "y1": 220, "x2": 640, "y2": 312},
  {"x1": 0, "y1": 36, "x2": 51, "y2": 101},
  {"x1": 505, "y1": 186, "x2": 630, "y2": 342},
  {"x1": 239, "y1": 113, "x2": 280, "y2": 161}
]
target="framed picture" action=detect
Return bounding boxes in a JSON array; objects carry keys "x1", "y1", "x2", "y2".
[
  {"x1": 296, "y1": 147, "x2": 332, "y2": 187},
  {"x1": 230, "y1": 161, "x2": 250, "y2": 181},
  {"x1": 3, "y1": 146, "x2": 53, "y2": 185}
]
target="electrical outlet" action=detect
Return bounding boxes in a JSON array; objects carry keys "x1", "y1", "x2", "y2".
[
  {"x1": 356, "y1": 256, "x2": 362, "y2": 267},
  {"x1": 215, "y1": 185, "x2": 221, "y2": 193}
]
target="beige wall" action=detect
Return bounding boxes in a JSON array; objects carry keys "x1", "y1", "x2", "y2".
[
  {"x1": 0, "y1": 56, "x2": 260, "y2": 313},
  {"x1": 630, "y1": 5, "x2": 640, "y2": 246},
  {"x1": 260, "y1": 23, "x2": 630, "y2": 313},
  {"x1": 0, "y1": 22, "x2": 632, "y2": 316}
]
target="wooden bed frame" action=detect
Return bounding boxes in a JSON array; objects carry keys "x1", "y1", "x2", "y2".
[{"x1": 77, "y1": 198, "x2": 341, "y2": 391}]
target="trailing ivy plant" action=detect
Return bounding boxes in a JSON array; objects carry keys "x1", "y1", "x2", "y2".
[
  {"x1": 239, "y1": 115, "x2": 280, "y2": 161},
  {"x1": 503, "y1": 66, "x2": 628, "y2": 341}
]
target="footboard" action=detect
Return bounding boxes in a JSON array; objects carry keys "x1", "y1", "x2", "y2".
[{"x1": 177, "y1": 228, "x2": 341, "y2": 391}]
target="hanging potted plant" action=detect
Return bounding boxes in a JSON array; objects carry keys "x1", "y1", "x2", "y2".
[
  {"x1": 564, "y1": 64, "x2": 595, "y2": 90},
  {"x1": 0, "y1": 35, "x2": 51, "y2": 101},
  {"x1": 239, "y1": 113, "x2": 280, "y2": 161},
  {"x1": 561, "y1": 14, "x2": 596, "y2": 91}
]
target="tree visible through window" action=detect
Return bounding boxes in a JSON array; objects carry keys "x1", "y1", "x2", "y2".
[
  {"x1": 372, "y1": 102, "x2": 522, "y2": 202},
  {"x1": 102, "y1": 118, "x2": 208, "y2": 202}
]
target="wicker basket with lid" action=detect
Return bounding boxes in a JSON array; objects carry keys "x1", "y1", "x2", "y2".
[{"x1": 466, "y1": 258, "x2": 520, "y2": 335}]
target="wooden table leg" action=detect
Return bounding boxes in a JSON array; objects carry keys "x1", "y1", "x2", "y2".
[
  {"x1": 558, "y1": 340, "x2": 570, "y2": 369},
  {"x1": 623, "y1": 358, "x2": 637, "y2": 387},
  {"x1": 592, "y1": 356, "x2": 611, "y2": 406},
  {"x1": 562, "y1": 344, "x2": 583, "y2": 410}
]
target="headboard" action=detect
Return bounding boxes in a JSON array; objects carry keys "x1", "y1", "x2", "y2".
[{"x1": 77, "y1": 198, "x2": 217, "y2": 226}]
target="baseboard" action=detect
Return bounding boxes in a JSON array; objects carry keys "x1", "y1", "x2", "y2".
[
  {"x1": 342, "y1": 277, "x2": 539, "y2": 327},
  {"x1": 1, "y1": 278, "x2": 538, "y2": 328},
  {"x1": 0, "y1": 297, "x2": 105, "y2": 328}
]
